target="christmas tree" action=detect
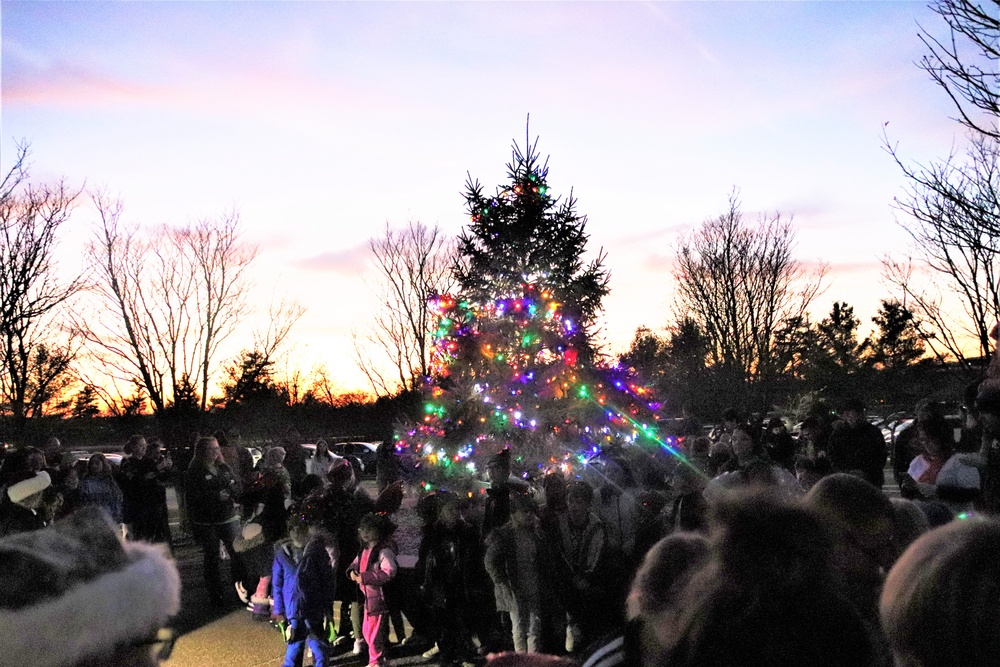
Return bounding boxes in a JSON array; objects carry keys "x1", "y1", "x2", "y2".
[{"x1": 397, "y1": 136, "x2": 683, "y2": 488}]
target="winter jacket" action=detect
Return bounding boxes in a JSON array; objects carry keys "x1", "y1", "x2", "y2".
[
  {"x1": 349, "y1": 540, "x2": 398, "y2": 615},
  {"x1": 79, "y1": 474, "x2": 123, "y2": 524},
  {"x1": 556, "y1": 512, "x2": 605, "y2": 606},
  {"x1": 421, "y1": 519, "x2": 484, "y2": 610},
  {"x1": 184, "y1": 462, "x2": 239, "y2": 525},
  {"x1": 272, "y1": 536, "x2": 337, "y2": 621},
  {"x1": 484, "y1": 522, "x2": 545, "y2": 612}
]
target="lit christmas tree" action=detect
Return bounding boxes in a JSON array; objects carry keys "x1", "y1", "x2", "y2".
[{"x1": 397, "y1": 137, "x2": 685, "y2": 488}]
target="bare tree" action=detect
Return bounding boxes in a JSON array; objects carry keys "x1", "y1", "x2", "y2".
[
  {"x1": 356, "y1": 220, "x2": 457, "y2": 396},
  {"x1": 883, "y1": 254, "x2": 998, "y2": 372},
  {"x1": 186, "y1": 213, "x2": 259, "y2": 410},
  {"x1": 672, "y1": 191, "x2": 826, "y2": 408},
  {"x1": 0, "y1": 144, "x2": 83, "y2": 422},
  {"x1": 78, "y1": 194, "x2": 259, "y2": 415},
  {"x1": 918, "y1": 0, "x2": 999, "y2": 140},
  {"x1": 884, "y1": 0, "x2": 1000, "y2": 368}
]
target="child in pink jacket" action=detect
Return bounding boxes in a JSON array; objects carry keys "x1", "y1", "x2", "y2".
[{"x1": 348, "y1": 512, "x2": 398, "y2": 667}]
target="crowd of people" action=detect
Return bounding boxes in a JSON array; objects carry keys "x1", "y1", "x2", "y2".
[{"x1": 4, "y1": 368, "x2": 1000, "y2": 667}]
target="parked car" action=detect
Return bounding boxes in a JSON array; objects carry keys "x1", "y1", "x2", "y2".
[
  {"x1": 69, "y1": 450, "x2": 125, "y2": 467},
  {"x1": 328, "y1": 441, "x2": 379, "y2": 476}
]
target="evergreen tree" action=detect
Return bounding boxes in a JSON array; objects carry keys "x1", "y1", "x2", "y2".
[
  {"x1": 870, "y1": 300, "x2": 925, "y2": 370},
  {"x1": 456, "y1": 137, "x2": 610, "y2": 362},
  {"x1": 398, "y1": 138, "x2": 671, "y2": 485},
  {"x1": 71, "y1": 386, "x2": 101, "y2": 419}
]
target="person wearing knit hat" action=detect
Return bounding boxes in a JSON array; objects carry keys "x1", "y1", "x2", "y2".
[
  {"x1": 0, "y1": 470, "x2": 52, "y2": 537},
  {"x1": 0, "y1": 506, "x2": 181, "y2": 667}
]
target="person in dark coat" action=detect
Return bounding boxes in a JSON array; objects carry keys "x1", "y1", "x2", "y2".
[
  {"x1": 828, "y1": 398, "x2": 888, "y2": 489},
  {"x1": 184, "y1": 435, "x2": 247, "y2": 605},
  {"x1": 421, "y1": 493, "x2": 481, "y2": 665}
]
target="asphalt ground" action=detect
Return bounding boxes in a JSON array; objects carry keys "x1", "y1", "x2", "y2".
[{"x1": 163, "y1": 482, "x2": 438, "y2": 667}]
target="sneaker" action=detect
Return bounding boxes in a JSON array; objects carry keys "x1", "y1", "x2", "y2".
[
  {"x1": 353, "y1": 640, "x2": 367, "y2": 655},
  {"x1": 234, "y1": 582, "x2": 249, "y2": 604},
  {"x1": 332, "y1": 636, "x2": 352, "y2": 647},
  {"x1": 421, "y1": 644, "x2": 441, "y2": 659},
  {"x1": 401, "y1": 633, "x2": 430, "y2": 649}
]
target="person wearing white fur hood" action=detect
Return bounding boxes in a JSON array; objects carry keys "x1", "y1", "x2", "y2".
[{"x1": 0, "y1": 506, "x2": 181, "y2": 667}]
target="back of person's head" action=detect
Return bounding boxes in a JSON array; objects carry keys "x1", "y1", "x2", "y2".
[
  {"x1": 566, "y1": 480, "x2": 594, "y2": 504},
  {"x1": 689, "y1": 436, "x2": 712, "y2": 461},
  {"x1": 917, "y1": 411, "x2": 955, "y2": 456},
  {"x1": 542, "y1": 471, "x2": 568, "y2": 509},
  {"x1": 658, "y1": 490, "x2": 876, "y2": 667},
  {"x1": 890, "y1": 497, "x2": 930, "y2": 552},
  {"x1": 881, "y1": 518, "x2": 1000, "y2": 667},
  {"x1": 627, "y1": 532, "x2": 709, "y2": 620},
  {"x1": 804, "y1": 472, "x2": 898, "y2": 570},
  {"x1": 0, "y1": 507, "x2": 180, "y2": 667},
  {"x1": 264, "y1": 446, "x2": 286, "y2": 467}
]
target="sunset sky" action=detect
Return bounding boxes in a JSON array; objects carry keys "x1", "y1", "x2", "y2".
[{"x1": 1, "y1": 1, "x2": 960, "y2": 395}]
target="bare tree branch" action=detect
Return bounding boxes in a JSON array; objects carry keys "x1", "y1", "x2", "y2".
[
  {"x1": 672, "y1": 191, "x2": 826, "y2": 408},
  {"x1": 356, "y1": 220, "x2": 457, "y2": 396}
]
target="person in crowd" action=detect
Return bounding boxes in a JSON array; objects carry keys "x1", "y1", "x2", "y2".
[
  {"x1": 798, "y1": 415, "x2": 832, "y2": 460},
  {"x1": 761, "y1": 417, "x2": 796, "y2": 471},
  {"x1": 0, "y1": 506, "x2": 181, "y2": 667},
  {"x1": 142, "y1": 438, "x2": 173, "y2": 544},
  {"x1": 556, "y1": 480, "x2": 605, "y2": 655},
  {"x1": 183, "y1": 435, "x2": 247, "y2": 606},
  {"x1": 307, "y1": 440, "x2": 340, "y2": 478},
  {"x1": 217, "y1": 431, "x2": 255, "y2": 496},
  {"x1": 375, "y1": 438, "x2": 401, "y2": 494},
  {"x1": 119, "y1": 435, "x2": 171, "y2": 542},
  {"x1": 634, "y1": 489, "x2": 670, "y2": 562},
  {"x1": 119, "y1": 434, "x2": 148, "y2": 537},
  {"x1": 581, "y1": 532, "x2": 711, "y2": 667},
  {"x1": 0, "y1": 470, "x2": 52, "y2": 536},
  {"x1": 253, "y1": 446, "x2": 294, "y2": 542},
  {"x1": 349, "y1": 512, "x2": 399, "y2": 667},
  {"x1": 802, "y1": 472, "x2": 898, "y2": 666},
  {"x1": 892, "y1": 401, "x2": 941, "y2": 487},
  {"x1": 79, "y1": 453, "x2": 124, "y2": 526},
  {"x1": 483, "y1": 447, "x2": 514, "y2": 538},
  {"x1": 280, "y1": 429, "x2": 309, "y2": 495},
  {"x1": 318, "y1": 458, "x2": 375, "y2": 653},
  {"x1": 703, "y1": 425, "x2": 800, "y2": 502},
  {"x1": 958, "y1": 381, "x2": 984, "y2": 452},
  {"x1": 881, "y1": 518, "x2": 1000, "y2": 667},
  {"x1": 240, "y1": 446, "x2": 295, "y2": 611},
  {"x1": 828, "y1": 398, "x2": 888, "y2": 489},
  {"x1": 794, "y1": 454, "x2": 833, "y2": 491},
  {"x1": 707, "y1": 408, "x2": 742, "y2": 475},
  {"x1": 669, "y1": 463, "x2": 709, "y2": 533},
  {"x1": 421, "y1": 493, "x2": 482, "y2": 665},
  {"x1": 55, "y1": 462, "x2": 85, "y2": 519},
  {"x1": 976, "y1": 380, "x2": 1000, "y2": 512},
  {"x1": 901, "y1": 409, "x2": 981, "y2": 512},
  {"x1": 596, "y1": 457, "x2": 639, "y2": 566},
  {"x1": 656, "y1": 490, "x2": 880, "y2": 667},
  {"x1": 889, "y1": 497, "x2": 929, "y2": 552},
  {"x1": 486, "y1": 494, "x2": 548, "y2": 653},
  {"x1": 272, "y1": 512, "x2": 336, "y2": 667}
]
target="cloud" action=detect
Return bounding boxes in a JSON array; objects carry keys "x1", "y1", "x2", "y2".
[{"x1": 295, "y1": 244, "x2": 370, "y2": 275}]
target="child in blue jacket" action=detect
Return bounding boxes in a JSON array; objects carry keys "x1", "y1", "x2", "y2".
[{"x1": 272, "y1": 513, "x2": 337, "y2": 667}]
